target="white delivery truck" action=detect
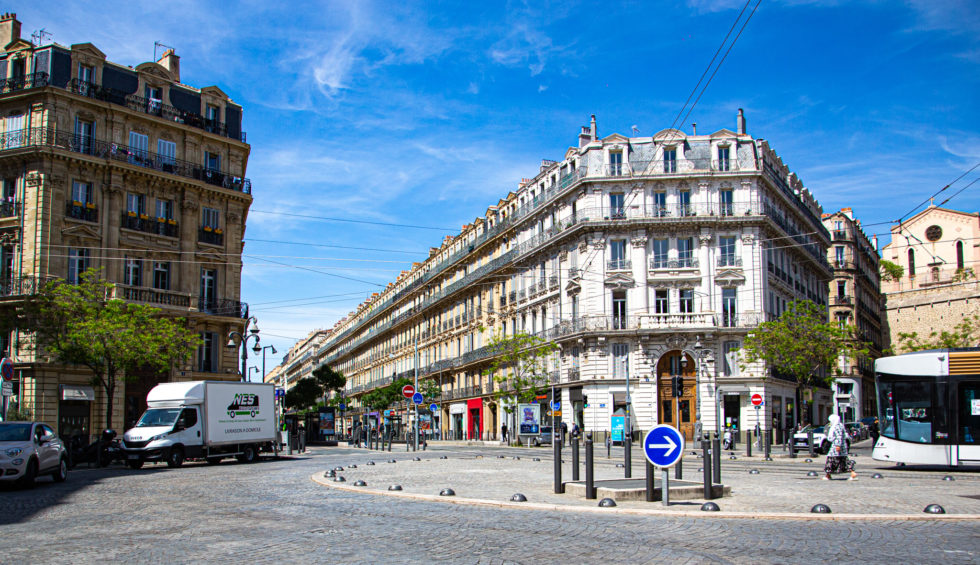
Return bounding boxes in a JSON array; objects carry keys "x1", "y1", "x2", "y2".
[{"x1": 122, "y1": 381, "x2": 278, "y2": 469}]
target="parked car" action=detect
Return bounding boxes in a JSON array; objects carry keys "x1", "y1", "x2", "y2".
[
  {"x1": 531, "y1": 426, "x2": 554, "y2": 447},
  {"x1": 0, "y1": 422, "x2": 69, "y2": 487},
  {"x1": 844, "y1": 422, "x2": 867, "y2": 441},
  {"x1": 792, "y1": 425, "x2": 850, "y2": 455}
]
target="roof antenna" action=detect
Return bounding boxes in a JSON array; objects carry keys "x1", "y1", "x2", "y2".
[
  {"x1": 154, "y1": 41, "x2": 175, "y2": 61},
  {"x1": 30, "y1": 29, "x2": 52, "y2": 47}
]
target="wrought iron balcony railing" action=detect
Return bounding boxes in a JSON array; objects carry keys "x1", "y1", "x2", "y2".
[
  {"x1": 717, "y1": 255, "x2": 742, "y2": 267},
  {"x1": 66, "y1": 201, "x2": 98, "y2": 223},
  {"x1": 0, "y1": 72, "x2": 48, "y2": 94},
  {"x1": 121, "y1": 213, "x2": 179, "y2": 237},
  {"x1": 198, "y1": 297, "x2": 249, "y2": 318},
  {"x1": 0, "y1": 127, "x2": 251, "y2": 194},
  {"x1": 114, "y1": 284, "x2": 191, "y2": 308},
  {"x1": 0, "y1": 276, "x2": 47, "y2": 298},
  {"x1": 0, "y1": 200, "x2": 18, "y2": 219},
  {"x1": 199, "y1": 228, "x2": 224, "y2": 245}
]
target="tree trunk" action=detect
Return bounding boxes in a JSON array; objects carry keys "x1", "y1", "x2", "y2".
[{"x1": 105, "y1": 380, "x2": 114, "y2": 431}]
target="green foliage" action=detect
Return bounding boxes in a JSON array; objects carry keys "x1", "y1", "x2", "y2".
[
  {"x1": 741, "y1": 300, "x2": 866, "y2": 389},
  {"x1": 313, "y1": 365, "x2": 346, "y2": 396},
  {"x1": 483, "y1": 330, "x2": 558, "y2": 413},
  {"x1": 952, "y1": 267, "x2": 977, "y2": 282},
  {"x1": 285, "y1": 377, "x2": 322, "y2": 411},
  {"x1": 361, "y1": 377, "x2": 414, "y2": 411},
  {"x1": 880, "y1": 260, "x2": 904, "y2": 282},
  {"x1": 4, "y1": 406, "x2": 33, "y2": 421},
  {"x1": 895, "y1": 313, "x2": 980, "y2": 353},
  {"x1": 419, "y1": 378, "x2": 441, "y2": 401},
  {"x1": 25, "y1": 268, "x2": 200, "y2": 428}
]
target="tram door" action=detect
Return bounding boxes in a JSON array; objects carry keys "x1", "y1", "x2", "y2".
[{"x1": 956, "y1": 381, "x2": 980, "y2": 464}]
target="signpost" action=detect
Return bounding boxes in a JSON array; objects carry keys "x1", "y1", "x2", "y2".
[
  {"x1": 0, "y1": 358, "x2": 12, "y2": 420},
  {"x1": 643, "y1": 424, "x2": 685, "y2": 506},
  {"x1": 751, "y1": 393, "x2": 763, "y2": 407},
  {"x1": 412, "y1": 392, "x2": 423, "y2": 405},
  {"x1": 428, "y1": 403, "x2": 438, "y2": 412},
  {"x1": 401, "y1": 384, "x2": 415, "y2": 399}
]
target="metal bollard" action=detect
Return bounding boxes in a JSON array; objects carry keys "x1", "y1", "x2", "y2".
[
  {"x1": 789, "y1": 435, "x2": 796, "y2": 458},
  {"x1": 606, "y1": 435, "x2": 611, "y2": 459},
  {"x1": 674, "y1": 456, "x2": 682, "y2": 480},
  {"x1": 624, "y1": 432, "x2": 632, "y2": 479},
  {"x1": 646, "y1": 461, "x2": 656, "y2": 502},
  {"x1": 764, "y1": 429, "x2": 771, "y2": 459},
  {"x1": 554, "y1": 431, "x2": 564, "y2": 494},
  {"x1": 746, "y1": 433, "x2": 752, "y2": 457},
  {"x1": 572, "y1": 437, "x2": 580, "y2": 481},
  {"x1": 702, "y1": 437, "x2": 712, "y2": 500},
  {"x1": 712, "y1": 433, "x2": 722, "y2": 485},
  {"x1": 585, "y1": 433, "x2": 596, "y2": 500},
  {"x1": 807, "y1": 429, "x2": 815, "y2": 458}
]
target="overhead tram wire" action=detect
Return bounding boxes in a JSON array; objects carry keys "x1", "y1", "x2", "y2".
[
  {"x1": 244, "y1": 238, "x2": 424, "y2": 255},
  {"x1": 244, "y1": 254, "x2": 386, "y2": 287},
  {"x1": 896, "y1": 161, "x2": 980, "y2": 223},
  {"x1": 248, "y1": 210, "x2": 458, "y2": 232}
]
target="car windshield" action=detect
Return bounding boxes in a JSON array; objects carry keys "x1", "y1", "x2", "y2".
[
  {"x1": 812, "y1": 426, "x2": 825, "y2": 434},
  {"x1": 135, "y1": 408, "x2": 182, "y2": 428},
  {"x1": 0, "y1": 423, "x2": 32, "y2": 441}
]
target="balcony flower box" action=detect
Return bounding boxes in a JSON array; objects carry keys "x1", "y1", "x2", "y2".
[
  {"x1": 85, "y1": 202, "x2": 96, "y2": 209},
  {"x1": 139, "y1": 214, "x2": 149, "y2": 220},
  {"x1": 127, "y1": 211, "x2": 137, "y2": 217},
  {"x1": 203, "y1": 226, "x2": 213, "y2": 232},
  {"x1": 72, "y1": 200, "x2": 82, "y2": 207},
  {"x1": 214, "y1": 228, "x2": 222, "y2": 234},
  {"x1": 167, "y1": 219, "x2": 177, "y2": 225},
  {"x1": 157, "y1": 217, "x2": 166, "y2": 222}
]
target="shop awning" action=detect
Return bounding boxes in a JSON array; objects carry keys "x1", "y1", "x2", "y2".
[{"x1": 60, "y1": 385, "x2": 95, "y2": 401}]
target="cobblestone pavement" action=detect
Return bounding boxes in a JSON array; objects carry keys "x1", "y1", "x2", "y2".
[{"x1": 0, "y1": 443, "x2": 976, "y2": 564}]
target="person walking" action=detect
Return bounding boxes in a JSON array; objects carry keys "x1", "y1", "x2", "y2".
[
  {"x1": 823, "y1": 414, "x2": 857, "y2": 480},
  {"x1": 501, "y1": 423, "x2": 508, "y2": 444},
  {"x1": 869, "y1": 418, "x2": 880, "y2": 447}
]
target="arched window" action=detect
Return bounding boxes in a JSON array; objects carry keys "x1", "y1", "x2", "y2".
[
  {"x1": 908, "y1": 249, "x2": 915, "y2": 278},
  {"x1": 956, "y1": 241, "x2": 965, "y2": 271}
]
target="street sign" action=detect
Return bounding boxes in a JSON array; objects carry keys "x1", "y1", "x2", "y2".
[
  {"x1": 338, "y1": 403, "x2": 346, "y2": 411},
  {"x1": 1, "y1": 381, "x2": 11, "y2": 397},
  {"x1": 643, "y1": 424, "x2": 685, "y2": 468},
  {"x1": 412, "y1": 392, "x2": 424, "y2": 405},
  {"x1": 551, "y1": 401, "x2": 560, "y2": 411},
  {"x1": 402, "y1": 384, "x2": 415, "y2": 399},
  {"x1": 0, "y1": 358, "x2": 12, "y2": 381},
  {"x1": 751, "y1": 393, "x2": 763, "y2": 406},
  {"x1": 429, "y1": 403, "x2": 438, "y2": 412},
  {"x1": 274, "y1": 387, "x2": 285, "y2": 398}
]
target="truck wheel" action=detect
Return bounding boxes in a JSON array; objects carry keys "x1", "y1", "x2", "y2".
[
  {"x1": 237, "y1": 445, "x2": 257, "y2": 464},
  {"x1": 52, "y1": 457, "x2": 69, "y2": 482},
  {"x1": 167, "y1": 447, "x2": 184, "y2": 468},
  {"x1": 127, "y1": 460, "x2": 143, "y2": 470}
]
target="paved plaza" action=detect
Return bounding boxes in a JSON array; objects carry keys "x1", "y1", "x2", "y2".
[{"x1": 0, "y1": 442, "x2": 977, "y2": 564}]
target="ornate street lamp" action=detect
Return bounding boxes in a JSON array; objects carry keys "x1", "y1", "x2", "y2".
[{"x1": 227, "y1": 317, "x2": 261, "y2": 382}]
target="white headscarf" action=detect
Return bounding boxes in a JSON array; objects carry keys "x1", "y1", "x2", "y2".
[{"x1": 827, "y1": 413, "x2": 841, "y2": 427}]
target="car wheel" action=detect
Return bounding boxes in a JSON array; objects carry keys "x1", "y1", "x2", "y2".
[
  {"x1": 237, "y1": 445, "x2": 257, "y2": 464},
  {"x1": 18, "y1": 457, "x2": 38, "y2": 488},
  {"x1": 51, "y1": 457, "x2": 69, "y2": 482},
  {"x1": 127, "y1": 460, "x2": 144, "y2": 470},
  {"x1": 166, "y1": 447, "x2": 184, "y2": 468}
]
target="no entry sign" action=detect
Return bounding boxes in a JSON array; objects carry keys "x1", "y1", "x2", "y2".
[
  {"x1": 402, "y1": 384, "x2": 416, "y2": 399},
  {"x1": 751, "y1": 393, "x2": 763, "y2": 406}
]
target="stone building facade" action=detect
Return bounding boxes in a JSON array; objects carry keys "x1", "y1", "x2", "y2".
[
  {"x1": 821, "y1": 208, "x2": 883, "y2": 422},
  {"x1": 881, "y1": 205, "x2": 980, "y2": 351},
  {"x1": 316, "y1": 110, "x2": 834, "y2": 443},
  {"x1": 0, "y1": 14, "x2": 252, "y2": 437}
]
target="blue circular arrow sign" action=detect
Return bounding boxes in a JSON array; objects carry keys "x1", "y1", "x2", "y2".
[
  {"x1": 412, "y1": 392, "x2": 424, "y2": 405},
  {"x1": 338, "y1": 403, "x2": 347, "y2": 411},
  {"x1": 551, "y1": 401, "x2": 561, "y2": 411},
  {"x1": 429, "y1": 403, "x2": 438, "y2": 412},
  {"x1": 643, "y1": 424, "x2": 685, "y2": 468}
]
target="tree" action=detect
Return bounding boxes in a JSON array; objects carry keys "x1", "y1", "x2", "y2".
[
  {"x1": 894, "y1": 313, "x2": 980, "y2": 353},
  {"x1": 742, "y1": 300, "x2": 867, "y2": 420},
  {"x1": 25, "y1": 268, "x2": 201, "y2": 429},
  {"x1": 483, "y1": 330, "x2": 559, "y2": 436},
  {"x1": 312, "y1": 365, "x2": 346, "y2": 403},
  {"x1": 284, "y1": 377, "x2": 322, "y2": 411},
  {"x1": 880, "y1": 260, "x2": 904, "y2": 282}
]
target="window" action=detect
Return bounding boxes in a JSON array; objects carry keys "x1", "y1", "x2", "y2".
[
  {"x1": 609, "y1": 193, "x2": 625, "y2": 219},
  {"x1": 908, "y1": 249, "x2": 915, "y2": 278},
  {"x1": 128, "y1": 131, "x2": 148, "y2": 160},
  {"x1": 679, "y1": 190, "x2": 691, "y2": 216},
  {"x1": 157, "y1": 139, "x2": 176, "y2": 165},
  {"x1": 5, "y1": 114, "x2": 24, "y2": 147},
  {"x1": 723, "y1": 341, "x2": 739, "y2": 376},
  {"x1": 71, "y1": 181, "x2": 92, "y2": 204},
  {"x1": 68, "y1": 248, "x2": 90, "y2": 284},
  {"x1": 956, "y1": 241, "x2": 965, "y2": 271},
  {"x1": 652, "y1": 239, "x2": 669, "y2": 268},
  {"x1": 835, "y1": 246, "x2": 845, "y2": 267},
  {"x1": 206, "y1": 104, "x2": 220, "y2": 123},
  {"x1": 837, "y1": 281, "x2": 846, "y2": 298},
  {"x1": 179, "y1": 408, "x2": 198, "y2": 428},
  {"x1": 719, "y1": 236, "x2": 736, "y2": 266},
  {"x1": 718, "y1": 146, "x2": 730, "y2": 171},
  {"x1": 722, "y1": 287, "x2": 737, "y2": 327},
  {"x1": 570, "y1": 294, "x2": 579, "y2": 319},
  {"x1": 719, "y1": 188, "x2": 733, "y2": 216},
  {"x1": 205, "y1": 151, "x2": 221, "y2": 172},
  {"x1": 73, "y1": 117, "x2": 92, "y2": 154},
  {"x1": 612, "y1": 343, "x2": 629, "y2": 379},
  {"x1": 663, "y1": 147, "x2": 676, "y2": 173},
  {"x1": 155, "y1": 199, "x2": 174, "y2": 220},
  {"x1": 653, "y1": 191, "x2": 667, "y2": 216},
  {"x1": 152, "y1": 262, "x2": 170, "y2": 290},
  {"x1": 126, "y1": 193, "x2": 144, "y2": 215},
  {"x1": 678, "y1": 237, "x2": 693, "y2": 267},
  {"x1": 878, "y1": 380, "x2": 935, "y2": 444},
  {"x1": 654, "y1": 289, "x2": 669, "y2": 314},
  {"x1": 610, "y1": 239, "x2": 628, "y2": 270},
  {"x1": 202, "y1": 207, "x2": 220, "y2": 229},
  {"x1": 612, "y1": 291, "x2": 627, "y2": 329},
  {"x1": 124, "y1": 258, "x2": 142, "y2": 286},
  {"x1": 199, "y1": 332, "x2": 218, "y2": 373},
  {"x1": 679, "y1": 289, "x2": 694, "y2": 313},
  {"x1": 609, "y1": 151, "x2": 623, "y2": 176}
]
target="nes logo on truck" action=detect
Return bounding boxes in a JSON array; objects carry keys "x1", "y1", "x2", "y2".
[{"x1": 227, "y1": 393, "x2": 260, "y2": 418}]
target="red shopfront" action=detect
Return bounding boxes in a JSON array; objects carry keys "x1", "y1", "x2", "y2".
[{"x1": 466, "y1": 398, "x2": 483, "y2": 440}]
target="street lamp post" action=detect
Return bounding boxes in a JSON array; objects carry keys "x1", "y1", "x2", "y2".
[
  {"x1": 227, "y1": 317, "x2": 261, "y2": 382},
  {"x1": 260, "y1": 345, "x2": 277, "y2": 383}
]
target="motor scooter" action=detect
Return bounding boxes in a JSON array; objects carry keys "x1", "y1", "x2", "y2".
[{"x1": 722, "y1": 429, "x2": 734, "y2": 450}]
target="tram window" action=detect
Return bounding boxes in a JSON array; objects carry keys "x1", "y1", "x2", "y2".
[
  {"x1": 894, "y1": 381, "x2": 933, "y2": 443},
  {"x1": 879, "y1": 381, "x2": 896, "y2": 439},
  {"x1": 959, "y1": 382, "x2": 980, "y2": 445}
]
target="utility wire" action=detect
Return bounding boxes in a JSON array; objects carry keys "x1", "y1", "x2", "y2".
[{"x1": 249, "y1": 210, "x2": 458, "y2": 232}]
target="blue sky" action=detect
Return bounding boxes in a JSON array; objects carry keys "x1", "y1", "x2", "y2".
[{"x1": 17, "y1": 1, "x2": 980, "y2": 371}]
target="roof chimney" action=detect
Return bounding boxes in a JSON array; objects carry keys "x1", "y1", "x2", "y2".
[
  {"x1": 157, "y1": 48, "x2": 180, "y2": 82},
  {"x1": 691, "y1": 122, "x2": 697, "y2": 135},
  {"x1": 590, "y1": 114, "x2": 597, "y2": 140},
  {"x1": 736, "y1": 108, "x2": 746, "y2": 135},
  {"x1": 578, "y1": 126, "x2": 591, "y2": 148},
  {"x1": 0, "y1": 13, "x2": 21, "y2": 53}
]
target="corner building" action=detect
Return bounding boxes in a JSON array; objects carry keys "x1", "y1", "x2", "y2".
[
  {"x1": 0, "y1": 14, "x2": 252, "y2": 437},
  {"x1": 318, "y1": 111, "x2": 832, "y2": 442}
]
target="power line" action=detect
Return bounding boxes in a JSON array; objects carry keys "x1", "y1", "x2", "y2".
[
  {"x1": 244, "y1": 238, "x2": 423, "y2": 255},
  {"x1": 896, "y1": 161, "x2": 980, "y2": 222},
  {"x1": 249, "y1": 210, "x2": 458, "y2": 232}
]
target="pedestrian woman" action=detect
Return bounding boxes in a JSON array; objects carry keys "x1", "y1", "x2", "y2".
[{"x1": 823, "y1": 414, "x2": 857, "y2": 480}]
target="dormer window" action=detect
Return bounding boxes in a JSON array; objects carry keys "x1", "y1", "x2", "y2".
[
  {"x1": 718, "y1": 145, "x2": 730, "y2": 171},
  {"x1": 663, "y1": 147, "x2": 677, "y2": 173},
  {"x1": 609, "y1": 151, "x2": 623, "y2": 176},
  {"x1": 146, "y1": 86, "x2": 162, "y2": 114}
]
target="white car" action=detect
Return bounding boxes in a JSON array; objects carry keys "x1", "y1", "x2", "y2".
[
  {"x1": 0, "y1": 421, "x2": 69, "y2": 487},
  {"x1": 793, "y1": 425, "x2": 850, "y2": 455}
]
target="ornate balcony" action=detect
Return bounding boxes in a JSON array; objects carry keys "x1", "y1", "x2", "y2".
[
  {"x1": 65, "y1": 201, "x2": 98, "y2": 223},
  {"x1": 717, "y1": 255, "x2": 742, "y2": 267},
  {"x1": 0, "y1": 276, "x2": 47, "y2": 298},
  {"x1": 0, "y1": 200, "x2": 18, "y2": 219},
  {"x1": 199, "y1": 227, "x2": 224, "y2": 245},
  {"x1": 121, "y1": 213, "x2": 179, "y2": 237},
  {"x1": 0, "y1": 72, "x2": 48, "y2": 94},
  {"x1": 198, "y1": 297, "x2": 249, "y2": 318},
  {"x1": 650, "y1": 258, "x2": 699, "y2": 270},
  {"x1": 607, "y1": 260, "x2": 632, "y2": 271},
  {"x1": 114, "y1": 285, "x2": 191, "y2": 308}
]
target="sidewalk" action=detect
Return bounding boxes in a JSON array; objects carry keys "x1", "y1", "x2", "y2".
[{"x1": 311, "y1": 445, "x2": 980, "y2": 519}]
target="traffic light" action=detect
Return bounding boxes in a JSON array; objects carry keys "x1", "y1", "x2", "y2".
[
  {"x1": 672, "y1": 375, "x2": 684, "y2": 397},
  {"x1": 583, "y1": 395, "x2": 589, "y2": 408}
]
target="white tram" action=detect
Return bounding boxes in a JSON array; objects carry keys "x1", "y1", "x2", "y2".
[{"x1": 872, "y1": 348, "x2": 980, "y2": 467}]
